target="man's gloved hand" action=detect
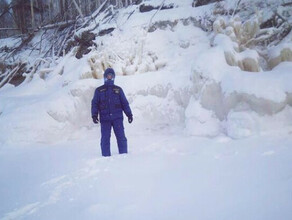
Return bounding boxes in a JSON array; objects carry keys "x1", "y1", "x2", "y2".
[
  {"x1": 128, "y1": 115, "x2": 133, "y2": 124},
  {"x1": 92, "y1": 116, "x2": 99, "y2": 124}
]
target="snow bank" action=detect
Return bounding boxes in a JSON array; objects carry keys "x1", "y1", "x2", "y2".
[
  {"x1": 226, "y1": 106, "x2": 292, "y2": 138},
  {"x1": 191, "y1": 46, "x2": 292, "y2": 137},
  {"x1": 1, "y1": 0, "x2": 292, "y2": 143},
  {"x1": 0, "y1": 76, "x2": 97, "y2": 143},
  {"x1": 185, "y1": 97, "x2": 221, "y2": 137}
]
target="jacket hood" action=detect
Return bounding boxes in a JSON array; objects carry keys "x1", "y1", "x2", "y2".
[{"x1": 104, "y1": 68, "x2": 115, "y2": 85}]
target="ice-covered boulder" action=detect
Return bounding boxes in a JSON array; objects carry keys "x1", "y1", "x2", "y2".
[{"x1": 214, "y1": 34, "x2": 261, "y2": 72}]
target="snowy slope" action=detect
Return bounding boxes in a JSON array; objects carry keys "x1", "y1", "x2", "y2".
[{"x1": 0, "y1": 0, "x2": 292, "y2": 219}]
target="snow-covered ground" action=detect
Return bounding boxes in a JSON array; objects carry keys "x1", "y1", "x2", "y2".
[
  {"x1": 1, "y1": 0, "x2": 292, "y2": 219},
  {"x1": 1, "y1": 129, "x2": 292, "y2": 220}
]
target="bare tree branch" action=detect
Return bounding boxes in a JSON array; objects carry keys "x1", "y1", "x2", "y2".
[
  {"x1": 282, "y1": 2, "x2": 292, "y2": 6},
  {"x1": 72, "y1": 0, "x2": 84, "y2": 19},
  {"x1": 0, "y1": 63, "x2": 25, "y2": 88},
  {"x1": 232, "y1": 0, "x2": 242, "y2": 17},
  {"x1": 147, "y1": 0, "x2": 166, "y2": 31}
]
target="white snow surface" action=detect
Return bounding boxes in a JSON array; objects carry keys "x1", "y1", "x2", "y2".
[
  {"x1": 1, "y1": 130, "x2": 292, "y2": 220},
  {"x1": 0, "y1": 0, "x2": 292, "y2": 219}
]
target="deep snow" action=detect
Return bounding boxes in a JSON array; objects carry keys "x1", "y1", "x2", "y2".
[{"x1": 1, "y1": 129, "x2": 292, "y2": 220}]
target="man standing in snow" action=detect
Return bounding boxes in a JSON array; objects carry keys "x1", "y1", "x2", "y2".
[{"x1": 91, "y1": 68, "x2": 133, "y2": 157}]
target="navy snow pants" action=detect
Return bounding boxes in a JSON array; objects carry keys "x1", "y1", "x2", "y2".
[{"x1": 100, "y1": 118, "x2": 127, "y2": 156}]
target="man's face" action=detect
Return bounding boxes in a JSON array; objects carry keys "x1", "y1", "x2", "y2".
[{"x1": 106, "y1": 73, "x2": 113, "y2": 80}]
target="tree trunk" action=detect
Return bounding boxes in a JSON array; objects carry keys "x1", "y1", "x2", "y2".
[
  {"x1": 30, "y1": 0, "x2": 35, "y2": 30},
  {"x1": 48, "y1": 0, "x2": 51, "y2": 22},
  {"x1": 87, "y1": 0, "x2": 91, "y2": 16},
  {"x1": 39, "y1": 0, "x2": 44, "y2": 24},
  {"x1": 15, "y1": 3, "x2": 27, "y2": 33},
  {"x1": 59, "y1": 0, "x2": 64, "y2": 21},
  {"x1": 64, "y1": 0, "x2": 68, "y2": 21}
]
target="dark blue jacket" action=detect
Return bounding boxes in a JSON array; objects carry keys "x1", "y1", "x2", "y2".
[{"x1": 91, "y1": 80, "x2": 132, "y2": 122}]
